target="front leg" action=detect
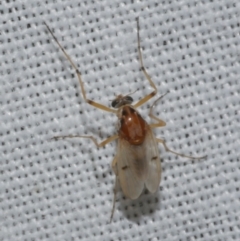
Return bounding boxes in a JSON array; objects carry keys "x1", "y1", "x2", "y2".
[{"x1": 149, "y1": 92, "x2": 169, "y2": 128}]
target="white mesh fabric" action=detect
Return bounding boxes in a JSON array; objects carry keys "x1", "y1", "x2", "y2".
[{"x1": 0, "y1": 0, "x2": 239, "y2": 240}]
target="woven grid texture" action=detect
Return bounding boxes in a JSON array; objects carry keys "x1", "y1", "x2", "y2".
[{"x1": 0, "y1": 0, "x2": 240, "y2": 240}]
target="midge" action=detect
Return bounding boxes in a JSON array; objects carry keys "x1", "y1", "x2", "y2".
[{"x1": 44, "y1": 17, "x2": 206, "y2": 220}]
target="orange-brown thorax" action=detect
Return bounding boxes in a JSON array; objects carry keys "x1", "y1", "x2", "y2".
[{"x1": 119, "y1": 106, "x2": 147, "y2": 145}]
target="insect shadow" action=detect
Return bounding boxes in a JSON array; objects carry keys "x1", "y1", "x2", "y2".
[{"x1": 119, "y1": 186, "x2": 161, "y2": 223}]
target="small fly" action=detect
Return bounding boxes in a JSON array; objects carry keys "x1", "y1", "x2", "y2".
[{"x1": 44, "y1": 17, "x2": 206, "y2": 221}]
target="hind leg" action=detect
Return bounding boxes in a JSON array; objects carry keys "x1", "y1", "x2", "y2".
[
  {"x1": 110, "y1": 156, "x2": 118, "y2": 222},
  {"x1": 156, "y1": 138, "x2": 207, "y2": 160}
]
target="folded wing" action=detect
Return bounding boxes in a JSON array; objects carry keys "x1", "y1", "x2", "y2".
[{"x1": 116, "y1": 126, "x2": 161, "y2": 199}]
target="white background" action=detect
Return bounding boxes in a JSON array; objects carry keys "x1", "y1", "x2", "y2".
[{"x1": 0, "y1": 0, "x2": 239, "y2": 240}]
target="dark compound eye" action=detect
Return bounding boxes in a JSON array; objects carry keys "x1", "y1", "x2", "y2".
[
  {"x1": 111, "y1": 95, "x2": 134, "y2": 108},
  {"x1": 111, "y1": 99, "x2": 119, "y2": 108},
  {"x1": 125, "y1": 96, "x2": 133, "y2": 103}
]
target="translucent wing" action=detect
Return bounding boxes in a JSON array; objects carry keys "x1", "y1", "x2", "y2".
[
  {"x1": 116, "y1": 126, "x2": 161, "y2": 199},
  {"x1": 144, "y1": 128, "x2": 161, "y2": 193}
]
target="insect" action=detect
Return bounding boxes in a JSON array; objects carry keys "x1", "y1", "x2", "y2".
[{"x1": 44, "y1": 17, "x2": 206, "y2": 221}]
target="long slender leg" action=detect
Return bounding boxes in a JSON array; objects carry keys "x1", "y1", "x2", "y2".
[
  {"x1": 44, "y1": 22, "x2": 115, "y2": 113},
  {"x1": 52, "y1": 134, "x2": 118, "y2": 148},
  {"x1": 110, "y1": 176, "x2": 118, "y2": 223},
  {"x1": 110, "y1": 156, "x2": 118, "y2": 222},
  {"x1": 52, "y1": 134, "x2": 119, "y2": 221},
  {"x1": 134, "y1": 17, "x2": 157, "y2": 109},
  {"x1": 149, "y1": 92, "x2": 169, "y2": 128},
  {"x1": 156, "y1": 138, "x2": 207, "y2": 160}
]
